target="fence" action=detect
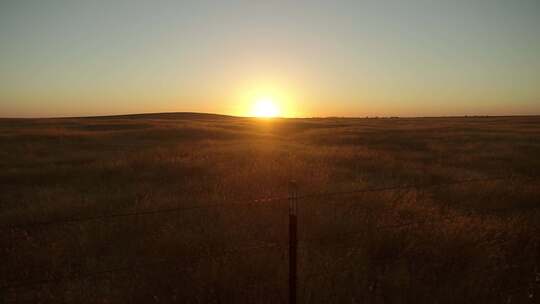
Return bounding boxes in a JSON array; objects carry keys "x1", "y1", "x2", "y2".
[{"x1": 1, "y1": 176, "x2": 539, "y2": 303}]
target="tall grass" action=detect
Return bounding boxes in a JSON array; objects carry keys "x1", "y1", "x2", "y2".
[{"x1": 1, "y1": 114, "x2": 539, "y2": 303}]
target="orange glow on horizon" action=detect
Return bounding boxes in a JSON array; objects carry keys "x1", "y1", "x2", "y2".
[{"x1": 231, "y1": 80, "x2": 301, "y2": 118}]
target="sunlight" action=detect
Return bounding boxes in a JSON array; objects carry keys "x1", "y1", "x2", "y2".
[
  {"x1": 251, "y1": 97, "x2": 280, "y2": 118},
  {"x1": 232, "y1": 81, "x2": 299, "y2": 118}
]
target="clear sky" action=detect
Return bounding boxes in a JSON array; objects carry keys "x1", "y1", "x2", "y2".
[{"x1": 1, "y1": 0, "x2": 539, "y2": 118}]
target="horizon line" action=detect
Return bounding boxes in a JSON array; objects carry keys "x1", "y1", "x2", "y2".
[{"x1": 1, "y1": 111, "x2": 540, "y2": 120}]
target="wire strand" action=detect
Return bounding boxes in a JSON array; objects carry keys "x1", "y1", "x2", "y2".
[
  {"x1": 2, "y1": 175, "x2": 534, "y2": 232},
  {"x1": 1, "y1": 242, "x2": 286, "y2": 290}
]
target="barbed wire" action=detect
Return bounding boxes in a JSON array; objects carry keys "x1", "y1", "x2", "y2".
[
  {"x1": 2, "y1": 175, "x2": 535, "y2": 232},
  {"x1": 1, "y1": 241, "x2": 286, "y2": 291},
  {"x1": 0, "y1": 197, "x2": 289, "y2": 232},
  {"x1": 2, "y1": 174, "x2": 538, "y2": 299},
  {"x1": 301, "y1": 264, "x2": 537, "y2": 301},
  {"x1": 295, "y1": 176, "x2": 535, "y2": 202},
  {"x1": 0, "y1": 214, "x2": 475, "y2": 291}
]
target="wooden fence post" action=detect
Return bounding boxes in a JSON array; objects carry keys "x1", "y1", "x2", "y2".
[{"x1": 289, "y1": 181, "x2": 298, "y2": 304}]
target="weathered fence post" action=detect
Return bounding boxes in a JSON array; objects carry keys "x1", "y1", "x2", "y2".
[{"x1": 289, "y1": 180, "x2": 298, "y2": 304}]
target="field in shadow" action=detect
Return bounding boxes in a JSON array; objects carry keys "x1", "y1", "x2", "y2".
[{"x1": 1, "y1": 114, "x2": 539, "y2": 303}]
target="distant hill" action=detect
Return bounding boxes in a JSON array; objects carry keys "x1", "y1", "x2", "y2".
[{"x1": 85, "y1": 112, "x2": 236, "y2": 120}]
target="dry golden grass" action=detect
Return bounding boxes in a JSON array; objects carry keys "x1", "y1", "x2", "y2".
[{"x1": 1, "y1": 114, "x2": 539, "y2": 303}]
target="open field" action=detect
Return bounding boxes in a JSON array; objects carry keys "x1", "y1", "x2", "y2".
[{"x1": 1, "y1": 114, "x2": 540, "y2": 303}]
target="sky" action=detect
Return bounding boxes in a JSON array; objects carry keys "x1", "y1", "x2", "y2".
[{"x1": 1, "y1": 0, "x2": 539, "y2": 118}]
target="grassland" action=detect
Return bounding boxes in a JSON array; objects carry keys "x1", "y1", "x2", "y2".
[{"x1": 1, "y1": 113, "x2": 539, "y2": 303}]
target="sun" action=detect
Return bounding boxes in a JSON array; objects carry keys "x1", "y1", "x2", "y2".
[{"x1": 251, "y1": 97, "x2": 281, "y2": 118}]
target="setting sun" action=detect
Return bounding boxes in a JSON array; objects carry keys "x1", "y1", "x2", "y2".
[{"x1": 251, "y1": 97, "x2": 280, "y2": 118}]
